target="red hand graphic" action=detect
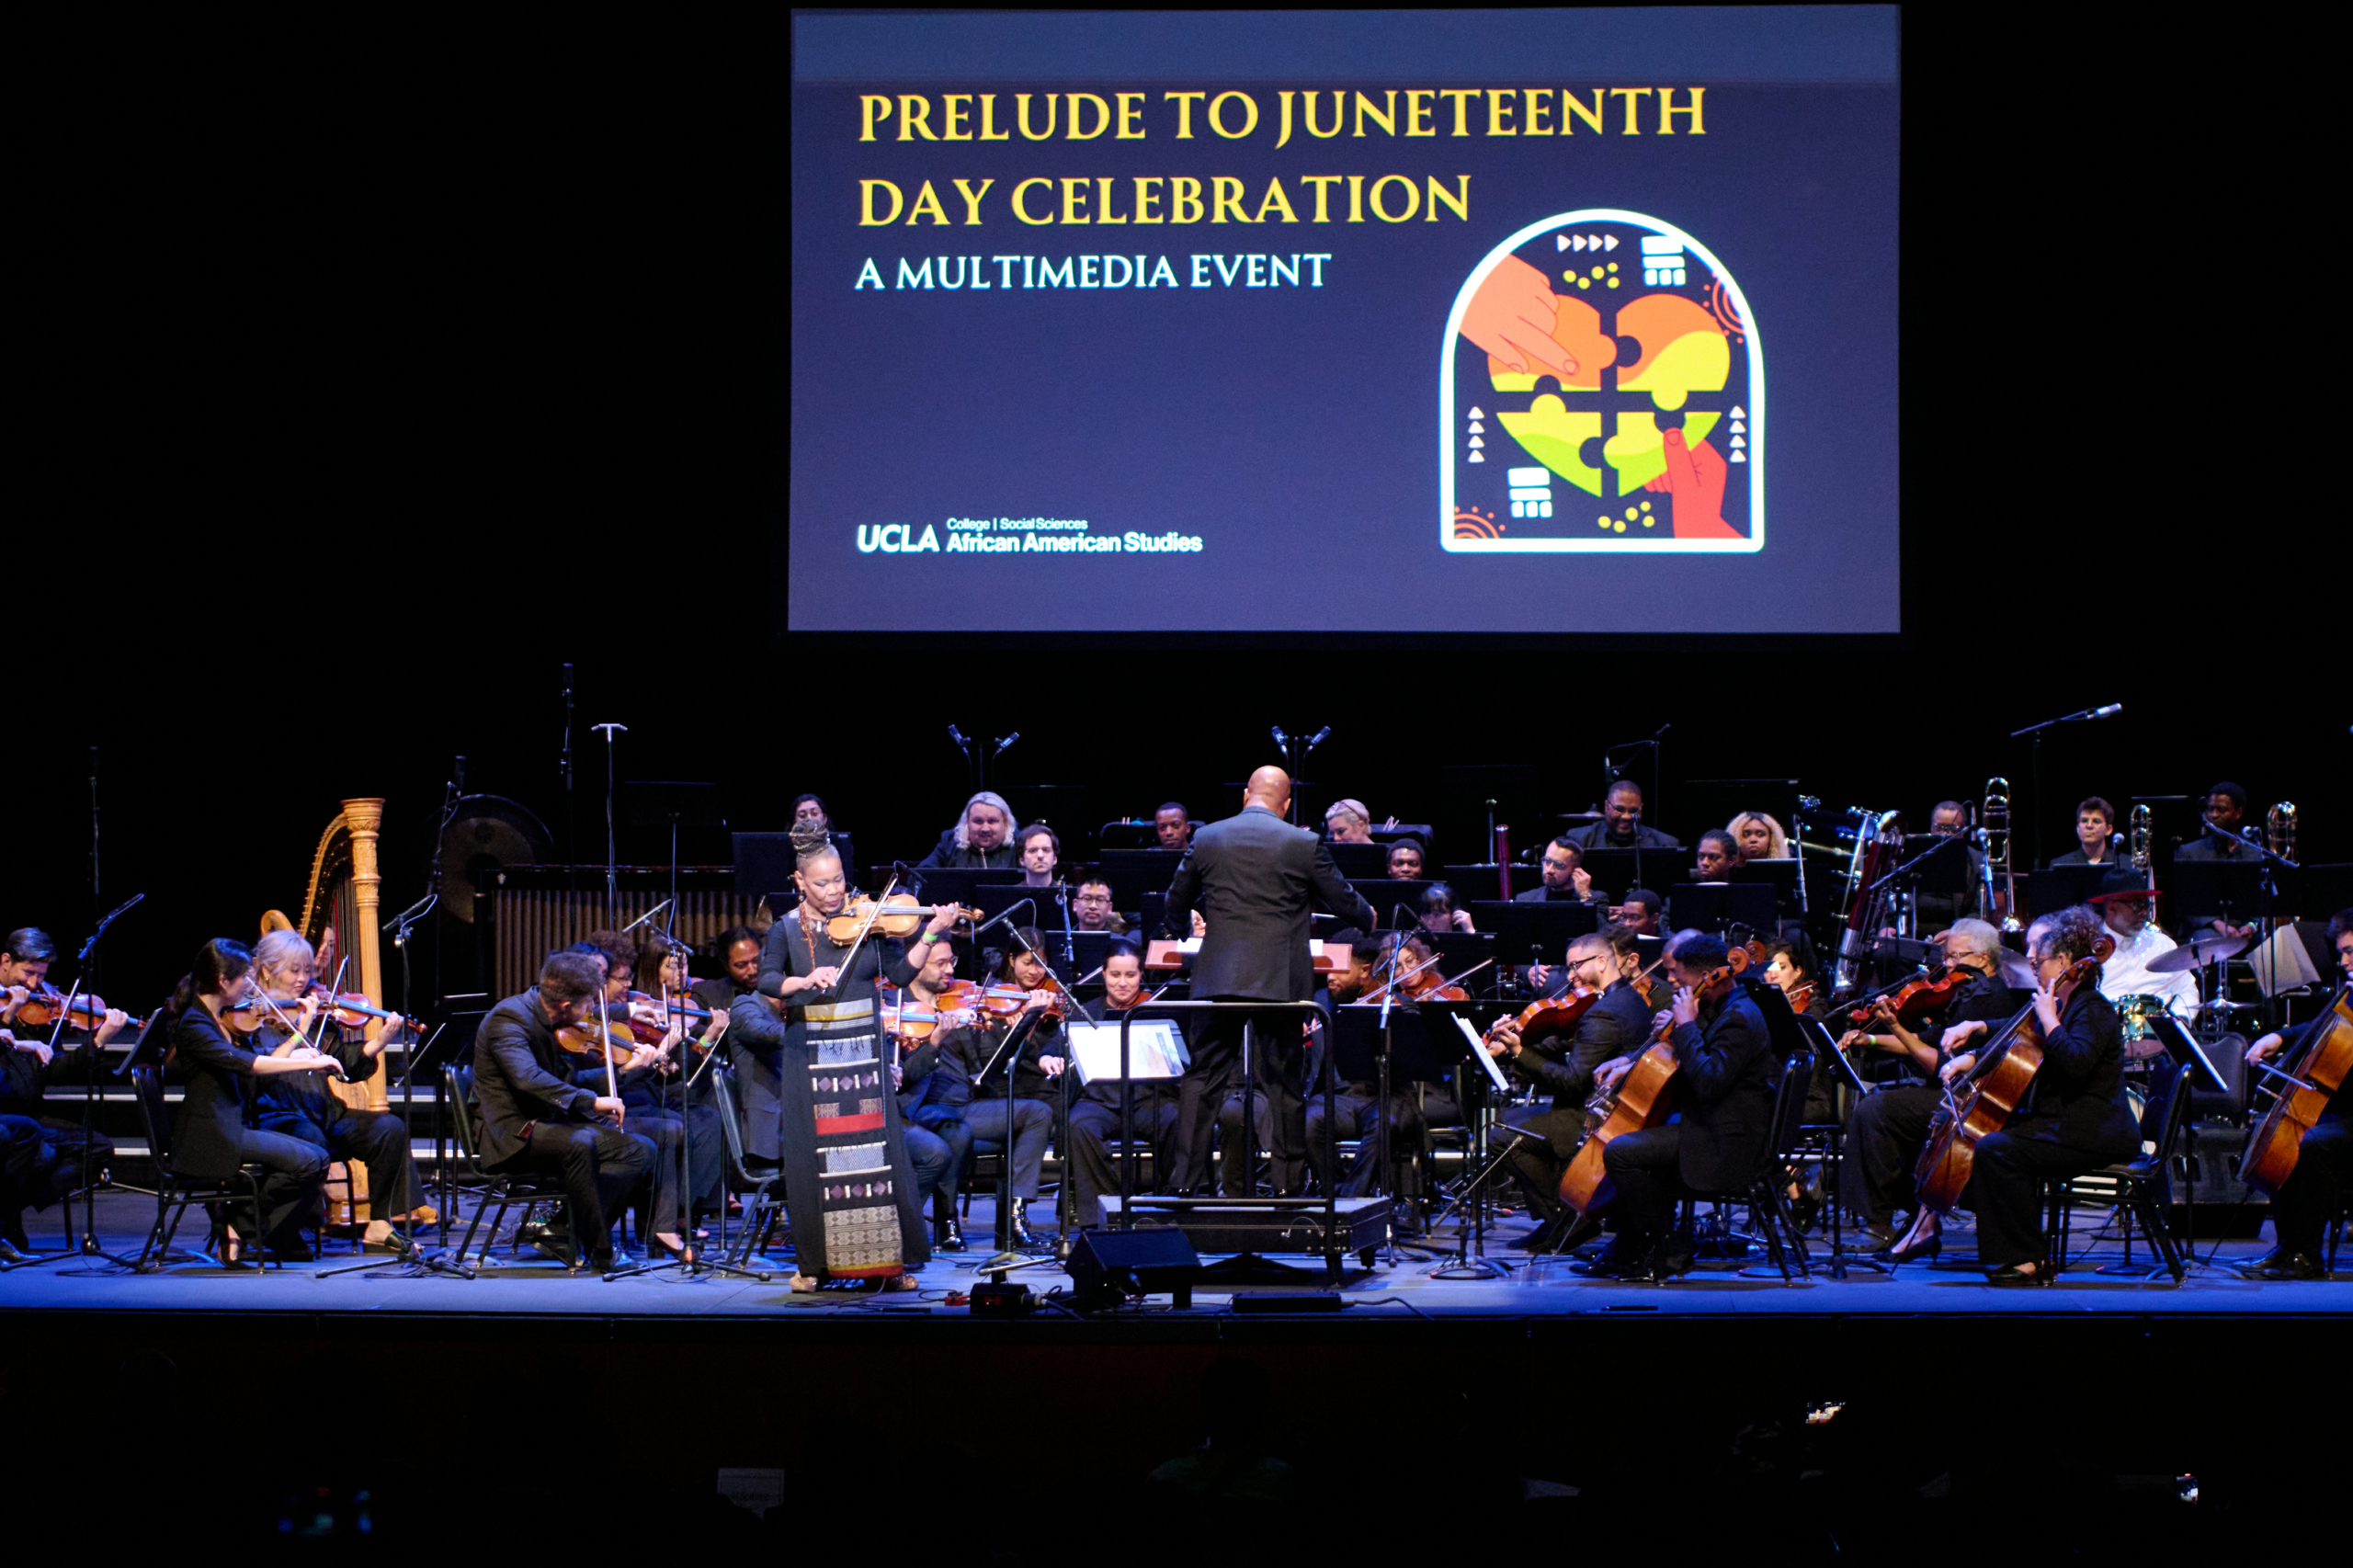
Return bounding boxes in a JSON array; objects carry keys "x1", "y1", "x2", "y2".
[{"x1": 1643, "y1": 427, "x2": 1741, "y2": 540}]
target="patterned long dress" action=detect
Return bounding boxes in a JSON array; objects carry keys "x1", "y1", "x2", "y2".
[{"x1": 756, "y1": 907, "x2": 932, "y2": 1279}]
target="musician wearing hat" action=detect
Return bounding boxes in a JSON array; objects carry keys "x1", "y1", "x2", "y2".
[
  {"x1": 2087, "y1": 873, "x2": 2200, "y2": 1020},
  {"x1": 2238, "y1": 910, "x2": 2353, "y2": 1280}
]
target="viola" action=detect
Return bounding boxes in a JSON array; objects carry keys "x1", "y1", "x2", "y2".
[
  {"x1": 287, "y1": 983, "x2": 404, "y2": 1031},
  {"x1": 1913, "y1": 938, "x2": 2112, "y2": 1215},
  {"x1": 554, "y1": 1014, "x2": 665, "y2": 1068},
  {"x1": 7, "y1": 983, "x2": 130, "y2": 1033},
  {"x1": 822, "y1": 894, "x2": 981, "y2": 946},
  {"x1": 1559, "y1": 941, "x2": 1762, "y2": 1212},
  {"x1": 881, "y1": 981, "x2": 985, "y2": 1042},
  {"x1": 2240, "y1": 983, "x2": 2353, "y2": 1196},
  {"x1": 1846, "y1": 963, "x2": 1969, "y2": 1028}
]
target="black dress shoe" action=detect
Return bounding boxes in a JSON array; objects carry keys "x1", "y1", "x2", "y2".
[
  {"x1": 1984, "y1": 1264, "x2": 2047, "y2": 1287},
  {"x1": 1850, "y1": 1221, "x2": 1903, "y2": 1252},
  {"x1": 935, "y1": 1215, "x2": 966, "y2": 1252},
  {"x1": 1515, "y1": 1215, "x2": 1568, "y2": 1253},
  {"x1": 1006, "y1": 1199, "x2": 1036, "y2": 1247},
  {"x1": 1571, "y1": 1247, "x2": 1651, "y2": 1279},
  {"x1": 2251, "y1": 1251, "x2": 2325, "y2": 1281}
]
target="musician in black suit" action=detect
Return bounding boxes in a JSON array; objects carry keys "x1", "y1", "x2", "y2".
[
  {"x1": 1565, "y1": 779, "x2": 1681, "y2": 853},
  {"x1": 1483, "y1": 929, "x2": 1654, "y2": 1249},
  {"x1": 472, "y1": 951, "x2": 655, "y2": 1273},
  {"x1": 2239, "y1": 908, "x2": 2353, "y2": 1279},
  {"x1": 2172, "y1": 782, "x2": 2264, "y2": 939},
  {"x1": 1161, "y1": 767, "x2": 1377, "y2": 1194},
  {"x1": 1574, "y1": 930, "x2": 1771, "y2": 1279},
  {"x1": 1938, "y1": 905, "x2": 2138, "y2": 1284},
  {"x1": 162, "y1": 938, "x2": 335, "y2": 1262}
]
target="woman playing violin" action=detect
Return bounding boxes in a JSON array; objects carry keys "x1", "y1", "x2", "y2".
[
  {"x1": 950, "y1": 928, "x2": 1068, "y2": 1247},
  {"x1": 164, "y1": 938, "x2": 335, "y2": 1263},
  {"x1": 246, "y1": 930, "x2": 430, "y2": 1250},
  {"x1": 1837, "y1": 918, "x2": 2016, "y2": 1255},
  {"x1": 755, "y1": 825, "x2": 955, "y2": 1289}
]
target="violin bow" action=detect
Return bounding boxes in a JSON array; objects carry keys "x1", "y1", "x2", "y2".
[{"x1": 823, "y1": 870, "x2": 903, "y2": 995}]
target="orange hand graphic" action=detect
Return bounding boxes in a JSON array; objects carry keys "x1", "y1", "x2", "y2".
[
  {"x1": 1461, "y1": 256, "x2": 1579, "y2": 381},
  {"x1": 1643, "y1": 427, "x2": 1741, "y2": 540}
]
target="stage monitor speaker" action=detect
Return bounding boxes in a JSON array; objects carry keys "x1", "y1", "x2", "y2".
[{"x1": 1067, "y1": 1226, "x2": 1200, "y2": 1311}]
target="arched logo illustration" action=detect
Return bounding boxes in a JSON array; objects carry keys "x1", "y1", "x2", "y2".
[{"x1": 1441, "y1": 210, "x2": 1760, "y2": 552}]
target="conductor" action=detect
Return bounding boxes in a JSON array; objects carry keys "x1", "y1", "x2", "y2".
[{"x1": 1163, "y1": 767, "x2": 1377, "y2": 1194}]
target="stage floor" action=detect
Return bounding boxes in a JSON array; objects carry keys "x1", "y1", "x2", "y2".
[{"x1": 6, "y1": 1189, "x2": 2343, "y2": 1324}]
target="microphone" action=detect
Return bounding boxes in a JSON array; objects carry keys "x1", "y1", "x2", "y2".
[
  {"x1": 2087, "y1": 703, "x2": 2122, "y2": 720},
  {"x1": 622, "y1": 899, "x2": 674, "y2": 934},
  {"x1": 1271, "y1": 726, "x2": 1289, "y2": 747},
  {"x1": 1652, "y1": 723, "x2": 1671, "y2": 741},
  {"x1": 948, "y1": 725, "x2": 969, "y2": 751},
  {"x1": 1306, "y1": 726, "x2": 1331, "y2": 747},
  {"x1": 995, "y1": 731, "x2": 1019, "y2": 753},
  {"x1": 974, "y1": 898, "x2": 1035, "y2": 937}
]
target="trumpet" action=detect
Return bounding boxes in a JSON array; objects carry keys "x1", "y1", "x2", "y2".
[{"x1": 2267, "y1": 801, "x2": 2297, "y2": 864}]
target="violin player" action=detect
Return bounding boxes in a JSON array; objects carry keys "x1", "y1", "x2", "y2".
[
  {"x1": 1837, "y1": 917, "x2": 2015, "y2": 1256},
  {"x1": 579, "y1": 930, "x2": 726, "y2": 1261},
  {"x1": 950, "y1": 928, "x2": 1066, "y2": 1246},
  {"x1": 472, "y1": 950, "x2": 654, "y2": 1273},
  {"x1": 2237, "y1": 908, "x2": 2353, "y2": 1279},
  {"x1": 1302, "y1": 932, "x2": 1425, "y2": 1215},
  {"x1": 891, "y1": 935, "x2": 977, "y2": 1251},
  {"x1": 0, "y1": 926, "x2": 127, "y2": 1250},
  {"x1": 1485, "y1": 928, "x2": 1654, "y2": 1252},
  {"x1": 244, "y1": 929, "x2": 429, "y2": 1250}
]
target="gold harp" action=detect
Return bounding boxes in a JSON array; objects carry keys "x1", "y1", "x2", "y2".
[{"x1": 261, "y1": 799, "x2": 390, "y2": 1224}]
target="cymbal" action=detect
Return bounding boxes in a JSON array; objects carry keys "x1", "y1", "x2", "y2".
[{"x1": 2148, "y1": 931, "x2": 2252, "y2": 974}]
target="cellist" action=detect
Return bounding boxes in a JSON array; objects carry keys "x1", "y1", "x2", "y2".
[
  {"x1": 1931, "y1": 905, "x2": 2136, "y2": 1286},
  {"x1": 1572, "y1": 929, "x2": 1772, "y2": 1280},
  {"x1": 1483, "y1": 929, "x2": 1653, "y2": 1252},
  {"x1": 2238, "y1": 908, "x2": 2353, "y2": 1280}
]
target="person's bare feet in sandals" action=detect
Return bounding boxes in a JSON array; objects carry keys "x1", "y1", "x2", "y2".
[{"x1": 789, "y1": 1273, "x2": 819, "y2": 1292}]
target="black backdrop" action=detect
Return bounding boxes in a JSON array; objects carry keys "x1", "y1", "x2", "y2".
[{"x1": 12, "y1": 11, "x2": 2336, "y2": 1009}]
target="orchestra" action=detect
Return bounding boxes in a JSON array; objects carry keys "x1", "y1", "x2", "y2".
[{"x1": 6, "y1": 755, "x2": 2345, "y2": 1298}]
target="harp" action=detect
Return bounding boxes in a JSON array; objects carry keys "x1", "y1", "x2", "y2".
[{"x1": 261, "y1": 799, "x2": 391, "y2": 1223}]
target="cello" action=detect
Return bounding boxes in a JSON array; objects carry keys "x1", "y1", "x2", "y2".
[
  {"x1": 1912, "y1": 937, "x2": 2112, "y2": 1214},
  {"x1": 2239, "y1": 984, "x2": 2353, "y2": 1195},
  {"x1": 1558, "y1": 941, "x2": 1761, "y2": 1212}
]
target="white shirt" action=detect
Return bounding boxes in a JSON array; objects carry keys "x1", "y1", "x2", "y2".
[{"x1": 2097, "y1": 921, "x2": 2200, "y2": 1013}]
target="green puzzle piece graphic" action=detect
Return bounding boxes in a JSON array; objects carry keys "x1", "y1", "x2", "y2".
[{"x1": 1604, "y1": 411, "x2": 1721, "y2": 493}]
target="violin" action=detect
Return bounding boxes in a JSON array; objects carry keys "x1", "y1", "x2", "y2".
[
  {"x1": 881, "y1": 981, "x2": 985, "y2": 1042},
  {"x1": 1559, "y1": 941, "x2": 1762, "y2": 1212},
  {"x1": 822, "y1": 894, "x2": 982, "y2": 946},
  {"x1": 554, "y1": 1014, "x2": 667, "y2": 1067},
  {"x1": 217, "y1": 994, "x2": 354, "y2": 1077},
  {"x1": 287, "y1": 983, "x2": 404, "y2": 1032},
  {"x1": 1782, "y1": 981, "x2": 1817, "y2": 1015},
  {"x1": 1486, "y1": 985, "x2": 1602, "y2": 1049},
  {"x1": 6, "y1": 983, "x2": 129, "y2": 1033},
  {"x1": 1846, "y1": 963, "x2": 1969, "y2": 1028}
]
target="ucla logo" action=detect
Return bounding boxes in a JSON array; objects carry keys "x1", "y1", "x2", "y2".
[{"x1": 856, "y1": 524, "x2": 940, "y2": 553}]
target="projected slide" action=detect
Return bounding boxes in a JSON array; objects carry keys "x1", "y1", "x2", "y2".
[{"x1": 790, "y1": 8, "x2": 1898, "y2": 633}]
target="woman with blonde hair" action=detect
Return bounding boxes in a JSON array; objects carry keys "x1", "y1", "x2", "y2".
[{"x1": 1727, "y1": 812, "x2": 1790, "y2": 861}]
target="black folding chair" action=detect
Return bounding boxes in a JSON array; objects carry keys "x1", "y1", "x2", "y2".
[
  {"x1": 2051, "y1": 1058, "x2": 2194, "y2": 1282},
  {"x1": 441, "y1": 1065, "x2": 570, "y2": 1268},
  {"x1": 1677, "y1": 1047, "x2": 1819, "y2": 1283},
  {"x1": 128, "y1": 1065, "x2": 274, "y2": 1273},
  {"x1": 708, "y1": 1069, "x2": 783, "y2": 1269}
]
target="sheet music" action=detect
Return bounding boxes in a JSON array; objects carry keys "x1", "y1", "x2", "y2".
[{"x1": 1451, "y1": 1014, "x2": 1512, "y2": 1095}]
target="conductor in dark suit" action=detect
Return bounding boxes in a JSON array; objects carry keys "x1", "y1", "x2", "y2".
[
  {"x1": 472, "y1": 951, "x2": 655, "y2": 1272},
  {"x1": 1162, "y1": 767, "x2": 1377, "y2": 1194}
]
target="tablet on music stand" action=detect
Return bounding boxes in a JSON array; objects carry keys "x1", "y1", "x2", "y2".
[{"x1": 1064, "y1": 1018, "x2": 1189, "y2": 1085}]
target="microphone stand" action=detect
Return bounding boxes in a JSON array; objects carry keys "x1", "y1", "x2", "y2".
[
  {"x1": 319, "y1": 1023, "x2": 478, "y2": 1280},
  {"x1": 1270, "y1": 726, "x2": 1331, "y2": 825},
  {"x1": 2010, "y1": 703, "x2": 2122, "y2": 870},
  {"x1": 591, "y1": 722, "x2": 627, "y2": 927},
  {"x1": 49, "y1": 895, "x2": 145, "y2": 1275}
]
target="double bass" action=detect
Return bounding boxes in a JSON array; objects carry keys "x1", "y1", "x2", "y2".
[
  {"x1": 1557, "y1": 941, "x2": 1761, "y2": 1211},
  {"x1": 1912, "y1": 937, "x2": 2112, "y2": 1214},
  {"x1": 2239, "y1": 984, "x2": 2353, "y2": 1195}
]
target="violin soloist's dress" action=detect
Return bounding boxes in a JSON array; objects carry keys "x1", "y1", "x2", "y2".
[{"x1": 755, "y1": 912, "x2": 932, "y2": 1279}]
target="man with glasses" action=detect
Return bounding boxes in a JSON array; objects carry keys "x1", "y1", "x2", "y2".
[
  {"x1": 1516, "y1": 837, "x2": 1610, "y2": 994},
  {"x1": 1071, "y1": 877, "x2": 1127, "y2": 935},
  {"x1": 1483, "y1": 929, "x2": 1655, "y2": 1251},
  {"x1": 1565, "y1": 779, "x2": 1680, "y2": 853}
]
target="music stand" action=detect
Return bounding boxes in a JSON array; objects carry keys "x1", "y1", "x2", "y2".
[
  {"x1": 1449, "y1": 863, "x2": 1540, "y2": 897},
  {"x1": 2024, "y1": 866, "x2": 2122, "y2": 917},
  {"x1": 2169, "y1": 860, "x2": 2279, "y2": 933},
  {"x1": 1475, "y1": 901, "x2": 1600, "y2": 968},
  {"x1": 1576, "y1": 848, "x2": 1685, "y2": 903},
  {"x1": 903, "y1": 867, "x2": 1022, "y2": 914},
  {"x1": 319, "y1": 1019, "x2": 484, "y2": 1280},
  {"x1": 1353, "y1": 879, "x2": 1434, "y2": 922},
  {"x1": 1324, "y1": 842, "x2": 1389, "y2": 878},
  {"x1": 1794, "y1": 1015, "x2": 1874, "y2": 1277},
  {"x1": 1726, "y1": 858, "x2": 1801, "y2": 911},
  {"x1": 1667, "y1": 883, "x2": 1779, "y2": 938}
]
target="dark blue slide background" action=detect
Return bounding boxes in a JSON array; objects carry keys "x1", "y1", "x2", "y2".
[{"x1": 790, "y1": 7, "x2": 1897, "y2": 633}]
